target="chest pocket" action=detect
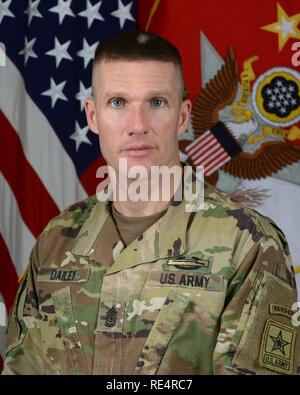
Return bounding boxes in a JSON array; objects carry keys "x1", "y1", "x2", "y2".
[
  {"x1": 52, "y1": 287, "x2": 88, "y2": 375},
  {"x1": 132, "y1": 289, "x2": 190, "y2": 375},
  {"x1": 37, "y1": 267, "x2": 90, "y2": 375},
  {"x1": 129, "y1": 261, "x2": 226, "y2": 374}
]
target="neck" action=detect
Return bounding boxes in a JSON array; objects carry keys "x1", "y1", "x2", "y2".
[
  {"x1": 113, "y1": 199, "x2": 170, "y2": 217},
  {"x1": 111, "y1": 162, "x2": 183, "y2": 217}
]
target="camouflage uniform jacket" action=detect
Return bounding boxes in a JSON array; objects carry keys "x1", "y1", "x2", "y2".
[{"x1": 2, "y1": 181, "x2": 300, "y2": 375}]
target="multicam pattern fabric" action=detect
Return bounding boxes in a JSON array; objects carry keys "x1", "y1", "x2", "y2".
[{"x1": 2, "y1": 179, "x2": 300, "y2": 375}]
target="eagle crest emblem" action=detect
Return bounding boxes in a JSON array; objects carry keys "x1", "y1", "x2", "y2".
[{"x1": 180, "y1": 47, "x2": 300, "y2": 188}]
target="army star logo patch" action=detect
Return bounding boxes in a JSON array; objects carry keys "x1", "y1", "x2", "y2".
[
  {"x1": 270, "y1": 330, "x2": 289, "y2": 355},
  {"x1": 259, "y1": 319, "x2": 296, "y2": 374}
]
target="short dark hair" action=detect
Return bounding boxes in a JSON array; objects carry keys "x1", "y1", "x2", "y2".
[
  {"x1": 92, "y1": 30, "x2": 184, "y2": 97},
  {"x1": 93, "y1": 30, "x2": 182, "y2": 68}
]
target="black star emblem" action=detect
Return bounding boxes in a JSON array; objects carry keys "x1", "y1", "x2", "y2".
[{"x1": 270, "y1": 330, "x2": 289, "y2": 355}]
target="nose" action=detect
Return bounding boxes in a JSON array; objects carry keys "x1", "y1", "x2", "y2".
[{"x1": 127, "y1": 105, "x2": 148, "y2": 136}]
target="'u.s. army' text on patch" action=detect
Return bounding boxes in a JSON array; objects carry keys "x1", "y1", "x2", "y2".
[{"x1": 259, "y1": 319, "x2": 296, "y2": 374}]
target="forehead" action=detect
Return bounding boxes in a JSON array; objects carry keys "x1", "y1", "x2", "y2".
[{"x1": 93, "y1": 59, "x2": 180, "y2": 95}]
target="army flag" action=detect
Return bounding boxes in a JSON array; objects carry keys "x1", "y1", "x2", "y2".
[{"x1": 138, "y1": 0, "x2": 300, "y2": 293}]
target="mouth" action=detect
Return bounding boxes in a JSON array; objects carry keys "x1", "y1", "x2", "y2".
[{"x1": 121, "y1": 145, "x2": 155, "y2": 158}]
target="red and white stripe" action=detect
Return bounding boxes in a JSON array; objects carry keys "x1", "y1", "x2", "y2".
[{"x1": 186, "y1": 130, "x2": 231, "y2": 175}]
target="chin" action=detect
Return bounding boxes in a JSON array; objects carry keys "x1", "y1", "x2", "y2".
[{"x1": 126, "y1": 157, "x2": 154, "y2": 173}]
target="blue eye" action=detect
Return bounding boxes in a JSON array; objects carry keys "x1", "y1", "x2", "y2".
[
  {"x1": 110, "y1": 98, "x2": 124, "y2": 108},
  {"x1": 151, "y1": 98, "x2": 166, "y2": 108}
]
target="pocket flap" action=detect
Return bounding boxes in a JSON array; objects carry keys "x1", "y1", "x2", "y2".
[
  {"x1": 52, "y1": 286, "x2": 88, "y2": 374},
  {"x1": 133, "y1": 289, "x2": 190, "y2": 375}
]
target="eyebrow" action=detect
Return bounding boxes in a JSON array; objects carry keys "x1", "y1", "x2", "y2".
[{"x1": 103, "y1": 90, "x2": 173, "y2": 99}]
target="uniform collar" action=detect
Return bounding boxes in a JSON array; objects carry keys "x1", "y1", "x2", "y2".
[
  {"x1": 71, "y1": 184, "x2": 113, "y2": 257},
  {"x1": 72, "y1": 170, "x2": 203, "y2": 274}
]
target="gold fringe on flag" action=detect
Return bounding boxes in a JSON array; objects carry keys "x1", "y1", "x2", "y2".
[{"x1": 145, "y1": 0, "x2": 160, "y2": 31}]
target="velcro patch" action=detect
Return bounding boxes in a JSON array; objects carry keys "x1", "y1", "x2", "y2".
[
  {"x1": 167, "y1": 257, "x2": 211, "y2": 272},
  {"x1": 148, "y1": 271, "x2": 223, "y2": 291},
  {"x1": 269, "y1": 304, "x2": 295, "y2": 319},
  {"x1": 259, "y1": 319, "x2": 296, "y2": 375},
  {"x1": 37, "y1": 267, "x2": 90, "y2": 283},
  {"x1": 96, "y1": 301, "x2": 125, "y2": 333}
]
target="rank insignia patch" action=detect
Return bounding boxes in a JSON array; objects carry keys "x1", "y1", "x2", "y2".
[
  {"x1": 105, "y1": 306, "x2": 117, "y2": 328},
  {"x1": 97, "y1": 301, "x2": 125, "y2": 333},
  {"x1": 259, "y1": 319, "x2": 296, "y2": 374}
]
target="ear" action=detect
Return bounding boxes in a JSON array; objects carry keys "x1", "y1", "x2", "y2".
[
  {"x1": 85, "y1": 97, "x2": 99, "y2": 135},
  {"x1": 177, "y1": 99, "x2": 192, "y2": 137}
]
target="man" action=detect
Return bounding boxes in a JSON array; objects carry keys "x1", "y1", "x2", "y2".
[{"x1": 2, "y1": 31, "x2": 300, "y2": 375}]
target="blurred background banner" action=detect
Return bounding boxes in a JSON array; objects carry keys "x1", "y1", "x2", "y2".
[
  {"x1": 0, "y1": 0, "x2": 137, "y2": 370},
  {"x1": 1, "y1": 0, "x2": 300, "y2": 371},
  {"x1": 138, "y1": 0, "x2": 300, "y2": 290}
]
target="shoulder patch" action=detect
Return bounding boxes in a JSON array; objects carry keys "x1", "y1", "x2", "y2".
[{"x1": 259, "y1": 319, "x2": 296, "y2": 375}]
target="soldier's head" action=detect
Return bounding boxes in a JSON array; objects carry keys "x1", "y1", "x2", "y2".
[
  {"x1": 91, "y1": 31, "x2": 185, "y2": 99},
  {"x1": 85, "y1": 31, "x2": 191, "y2": 174}
]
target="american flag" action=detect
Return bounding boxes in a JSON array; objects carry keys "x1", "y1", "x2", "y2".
[
  {"x1": 0, "y1": 0, "x2": 137, "y2": 368},
  {"x1": 186, "y1": 121, "x2": 242, "y2": 176}
]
